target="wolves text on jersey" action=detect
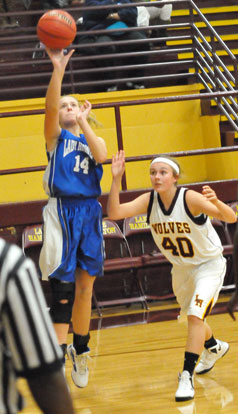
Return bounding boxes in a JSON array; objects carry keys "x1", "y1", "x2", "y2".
[{"x1": 151, "y1": 221, "x2": 191, "y2": 235}]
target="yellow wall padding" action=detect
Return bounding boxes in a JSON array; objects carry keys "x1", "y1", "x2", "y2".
[{"x1": 0, "y1": 84, "x2": 232, "y2": 203}]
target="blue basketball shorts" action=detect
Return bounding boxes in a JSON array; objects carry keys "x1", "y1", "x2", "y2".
[{"x1": 39, "y1": 197, "x2": 104, "y2": 282}]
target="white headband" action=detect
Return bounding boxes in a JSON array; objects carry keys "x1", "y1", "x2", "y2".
[{"x1": 150, "y1": 157, "x2": 180, "y2": 175}]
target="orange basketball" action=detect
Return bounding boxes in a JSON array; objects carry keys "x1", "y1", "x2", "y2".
[{"x1": 37, "y1": 10, "x2": 77, "y2": 49}]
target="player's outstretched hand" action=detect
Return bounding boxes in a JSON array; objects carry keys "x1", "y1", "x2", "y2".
[
  {"x1": 45, "y1": 47, "x2": 75, "y2": 72},
  {"x1": 227, "y1": 290, "x2": 238, "y2": 321},
  {"x1": 111, "y1": 150, "x2": 125, "y2": 179}
]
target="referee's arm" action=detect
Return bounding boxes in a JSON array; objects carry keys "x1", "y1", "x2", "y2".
[{"x1": 3, "y1": 245, "x2": 75, "y2": 414}]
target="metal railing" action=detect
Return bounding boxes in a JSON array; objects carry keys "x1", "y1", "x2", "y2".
[
  {"x1": 0, "y1": 1, "x2": 237, "y2": 131},
  {"x1": 1, "y1": 91, "x2": 238, "y2": 190},
  {"x1": 0, "y1": 0, "x2": 195, "y2": 97},
  {"x1": 0, "y1": 0, "x2": 237, "y2": 187},
  {"x1": 188, "y1": 1, "x2": 238, "y2": 131}
]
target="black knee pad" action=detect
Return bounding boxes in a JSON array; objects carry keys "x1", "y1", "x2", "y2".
[{"x1": 49, "y1": 279, "x2": 75, "y2": 324}]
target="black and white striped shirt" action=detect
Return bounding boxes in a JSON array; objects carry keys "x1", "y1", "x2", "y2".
[{"x1": 0, "y1": 238, "x2": 63, "y2": 414}]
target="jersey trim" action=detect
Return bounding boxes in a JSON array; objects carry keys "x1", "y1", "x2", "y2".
[
  {"x1": 147, "y1": 190, "x2": 154, "y2": 224},
  {"x1": 157, "y1": 187, "x2": 181, "y2": 215},
  {"x1": 183, "y1": 189, "x2": 207, "y2": 225}
]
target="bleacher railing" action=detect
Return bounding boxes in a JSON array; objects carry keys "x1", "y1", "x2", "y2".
[
  {"x1": 0, "y1": 1, "x2": 237, "y2": 132},
  {"x1": 1, "y1": 91, "x2": 238, "y2": 190},
  {"x1": 189, "y1": 1, "x2": 238, "y2": 131},
  {"x1": 0, "y1": 0, "x2": 238, "y2": 186}
]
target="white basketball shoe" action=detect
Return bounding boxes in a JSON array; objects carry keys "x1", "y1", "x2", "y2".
[
  {"x1": 175, "y1": 370, "x2": 195, "y2": 402},
  {"x1": 195, "y1": 339, "x2": 229, "y2": 375},
  {"x1": 67, "y1": 344, "x2": 90, "y2": 388}
]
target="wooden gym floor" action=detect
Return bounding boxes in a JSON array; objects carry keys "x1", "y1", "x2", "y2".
[{"x1": 18, "y1": 294, "x2": 238, "y2": 414}]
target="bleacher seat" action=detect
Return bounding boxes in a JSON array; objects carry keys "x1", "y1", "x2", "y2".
[
  {"x1": 22, "y1": 223, "x2": 43, "y2": 272},
  {"x1": 93, "y1": 218, "x2": 148, "y2": 313},
  {"x1": 123, "y1": 214, "x2": 174, "y2": 302},
  {"x1": 210, "y1": 217, "x2": 234, "y2": 288}
]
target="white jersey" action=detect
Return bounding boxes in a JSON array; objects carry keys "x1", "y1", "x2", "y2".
[{"x1": 147, "y1": 187, "x2": 223, "y2": 267}]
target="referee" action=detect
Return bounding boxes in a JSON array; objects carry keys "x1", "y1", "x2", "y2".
[{"x1": 0, "y1": 238, "x2": 75, "y2": 414}]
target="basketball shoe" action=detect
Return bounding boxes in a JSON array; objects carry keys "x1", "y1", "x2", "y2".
[
  {"x1": 195, "y1": 339, "x2": 229, "y2": 375},
  {"x1": 67, "y1": 344, "x2": 90, "y2": 388},
  {"x1": 175, "y1": 371, "x2": 194, "y2": 402}
]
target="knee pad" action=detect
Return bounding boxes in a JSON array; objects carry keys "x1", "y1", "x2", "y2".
[{"x1": 49, "y1": 279, "x2": 75, "y2": 324}]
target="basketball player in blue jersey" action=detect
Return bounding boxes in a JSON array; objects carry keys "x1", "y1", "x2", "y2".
[
  {"x1": 39, "y1": 47, "x2": 107, "y2": 388},
  {"x1": 107, "y1": 150, "x2": 236, "y2": 402}
]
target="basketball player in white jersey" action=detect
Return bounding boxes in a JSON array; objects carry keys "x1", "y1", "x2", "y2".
[{"x1": 107, "y1": 150, "x2": 236, "y2": 402}]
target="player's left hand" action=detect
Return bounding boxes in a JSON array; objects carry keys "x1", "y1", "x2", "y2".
[
  {"x1": 227, "y1": 290, "x2": 238, "y2": 321},
  {"x1": 202, "y1": 185, "x2": 218, "y2": 204},
  {"x1": 111, "y1": 150, "x2": 125, "y2": 178},
  {"x1": 77, "y1": 100, "x2": 92, "y2": 123}
]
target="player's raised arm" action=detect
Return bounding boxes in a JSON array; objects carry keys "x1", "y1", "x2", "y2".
[
  {"x1": 44, "y1": 48, "x2": 74, "y2": 151},
  {"x1": 107, "y1": 150, "x2": 150, "y2": 219},
  {"x1": 76, "y1": 100, "x2": 107, "y2": 164}
]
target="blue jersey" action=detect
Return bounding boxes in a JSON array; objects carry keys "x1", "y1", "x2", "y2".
[{"x1": 43, "y1": 129, "x2": 103, "y2": 198}]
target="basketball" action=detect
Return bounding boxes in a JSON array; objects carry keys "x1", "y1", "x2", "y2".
[{"x1": 37, "y1": 10, "x2": 77, "y2": 49}]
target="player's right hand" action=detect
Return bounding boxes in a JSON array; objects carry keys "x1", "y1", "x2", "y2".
[{"x1": 46, "y1": 47, "x2": 75, "y2": 72}]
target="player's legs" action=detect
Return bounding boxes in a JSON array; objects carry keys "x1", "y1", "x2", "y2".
[
  {"x1": 175, "y1": 316, "x2": 215, "y2": 402},
  {"x1": 48, "y1": 278, "x2": 75, "y2": 378},
  {"x1": 67, "y1": 269, "x2": 96, "y2": 388},
  {"x1": 67, "y1": 200, "x2": 104, "y2": 387},
  {"x1": 40, "y1": 197, "x2": 79, "y2": 367},
  {"x1": 67, "y1": 199, "x2": 103, "y2": 387},
  {"x1": 189, "y1": 257, "x2": 229, "y2": 375},
  {"x1": 54, "y1": 324, "x2": 69, "y2": 344},
  {"x1": 175, "y1": 257, "x2": 228, "y2": 401},
  {"x1": 195, "y1": 317, "x2": 229, "y2": 376},
  {"x1": 41, "y1": 198, "x2": 103, "y2": 387},
  {"x1": 186, "y1": 317, "x2": 212, "y2": 354},
  {"x1": 72, "y1": 268, "x2": 96, "y2": 336}
]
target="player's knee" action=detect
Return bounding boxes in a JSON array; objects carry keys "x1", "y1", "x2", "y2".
[
  {"x1": 77, "y1": 284, "x2": 94, "y2": 302},
  {"x1": 188, "y1": 314, "x2": 203, "y2": 325},
  {"x1": 76, "y1": 275, "x2": 95, "y2": 299},
  {"x1": 50, "y1": 279, "x2": 75, "y2": 324}
]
